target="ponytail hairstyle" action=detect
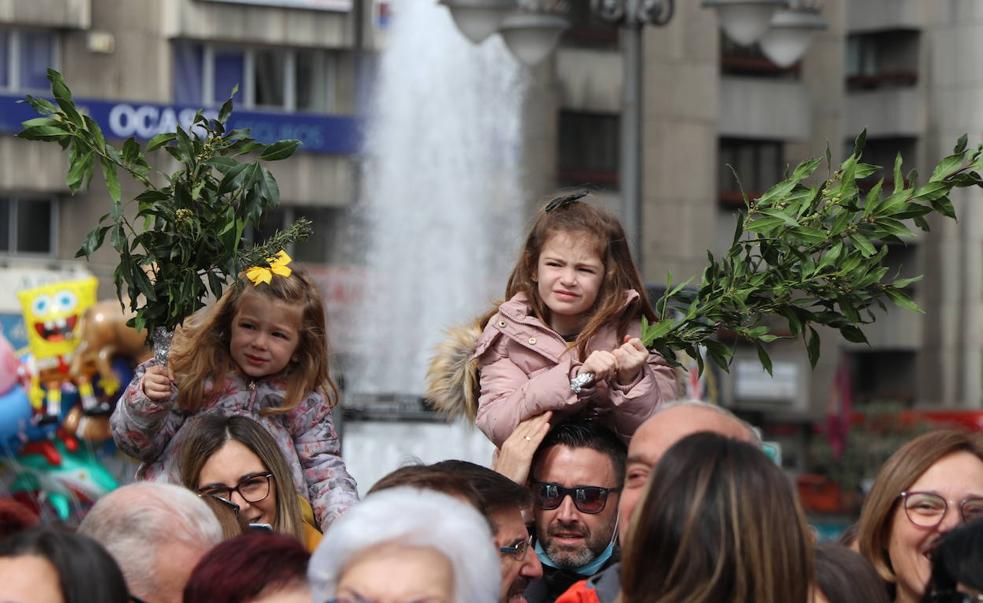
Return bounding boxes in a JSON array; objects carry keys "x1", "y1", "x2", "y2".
[
  {"x1": 504, "y1": 191, "x2": 656, "y2": 358},
  {"x1": 169, "y1": 269, "x2": 338, "y2": 414}
]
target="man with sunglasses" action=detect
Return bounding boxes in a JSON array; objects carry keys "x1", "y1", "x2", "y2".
[
  {"x1": 521, "y1": 421, "x2": 626, "y2": 603},
  {"x1": 554, "y1": 400, "x2": 760, "y2": 603}
]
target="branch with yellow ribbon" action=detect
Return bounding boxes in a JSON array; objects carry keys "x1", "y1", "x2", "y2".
[{"x1": 245, "y1": 250, "x2": 293, "y2": 286}]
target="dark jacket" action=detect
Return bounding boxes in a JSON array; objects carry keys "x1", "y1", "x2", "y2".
[
  {"x1": 553, "y1": 562, "x2": 622, "y2": 603},
  {"x1": 525, "y1": 556, "x2": 620, "y2": 603}
]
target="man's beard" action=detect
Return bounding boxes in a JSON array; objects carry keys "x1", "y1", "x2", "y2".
[{"x1": 542, "y1": 521, "x2": 612, "y2": 569}]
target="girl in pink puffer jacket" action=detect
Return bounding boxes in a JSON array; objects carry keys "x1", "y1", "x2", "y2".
[{"x1": 472, "y1": 193, "x2": 679, "y2": 446}]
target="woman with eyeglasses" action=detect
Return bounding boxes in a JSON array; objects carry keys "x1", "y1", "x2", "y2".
[
  {"x1": 179, "y1": 413, "x2": 315, "y2": 548},
  {"x1": 857, "y1": 430, "x2": 983, "y2": 603},
  {"x1": 0, "y1": 526, "x2": 130, "y2": 603},
  {"x1": 618, "y1": 432, "x2": 814, "y2": 603}
]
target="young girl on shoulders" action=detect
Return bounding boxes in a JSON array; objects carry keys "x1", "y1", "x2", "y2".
[
  {"x1": 474, "y1": 193, "x2": 679, "y2": 446},
  {"x1": 111, "y1": 263, "x2": 357, "y2": 530}
]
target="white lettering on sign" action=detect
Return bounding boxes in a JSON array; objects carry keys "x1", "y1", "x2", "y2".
[{"x1": 108, "y1": 104, "x2": 218, "y2": 139}]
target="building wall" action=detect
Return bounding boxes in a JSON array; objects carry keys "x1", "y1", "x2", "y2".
[
  {"x1": 549, "y1": 0, "x2": 983, "y2": 433},
  {"x1": 919, "y1": 1, "x2": 983, "y2": 407},
  {"x1": 0, "y1": 0, "x2": 363, "y2": 306}
]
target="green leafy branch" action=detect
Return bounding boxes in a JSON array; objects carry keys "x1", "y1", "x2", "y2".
[
  {"x1": 642, "y1": 131, "x2": 983, "y2": 375},
  {"x1": 19, "y1": 69, "x2": 311, "y2": 338}
]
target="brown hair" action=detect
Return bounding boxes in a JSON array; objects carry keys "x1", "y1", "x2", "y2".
[
  {"x1": 179, "y1": 414, "x2": 306, "y2": 542},
  {"x1": 169, "y1": 269, "x2": 338, "y2": 414},
  {"x1": 367, "y1": 464, "x2": 485, "y2": 512},
  {"x1": 619, "y1": 432, "x2": 814, "y2": 603},
  {"x1": 199, "y1": 494, "x2": 247, "y2": 540},
  {"x1": 814, "y1": 542, "x2": 890, "y2": 603},
  {"x1": 502, "y1": 192, "x2": 656, "y2": 358},
  {"x1": 856, "y1": 430, "x2": 983, "y2": 584}
]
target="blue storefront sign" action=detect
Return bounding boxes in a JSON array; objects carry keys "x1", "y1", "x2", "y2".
[{"x1": 0, "y1": 93, "x2": 360, "y2": 155}]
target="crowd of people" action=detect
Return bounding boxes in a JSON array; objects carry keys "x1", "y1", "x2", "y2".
[{"x1": 0, "y1": 194, "x2": 981, "y2": 603}]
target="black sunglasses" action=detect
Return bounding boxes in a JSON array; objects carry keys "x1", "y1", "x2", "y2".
[{"x1": 532, "y1": 480, "x2": 621, "y2": 514}]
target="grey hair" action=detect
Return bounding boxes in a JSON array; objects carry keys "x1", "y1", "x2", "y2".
[
  {"x1": 308, "y1": 487, "x2": 500, "y2": 603},
  {"x1": 652, "y1": 399, "x2": 763, "y2": 447},
  {"x1": 79, "y1": 482, "x2": 223, "y2": 596}
]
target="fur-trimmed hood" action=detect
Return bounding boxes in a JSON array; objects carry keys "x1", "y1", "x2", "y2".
[{"x1": 425, "y1": 320, "x2": 483, "y2": 421}]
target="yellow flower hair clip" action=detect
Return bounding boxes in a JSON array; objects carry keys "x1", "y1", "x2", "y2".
[{"x1": 246, "y1": 250, "x2": 293, "y2": 286}]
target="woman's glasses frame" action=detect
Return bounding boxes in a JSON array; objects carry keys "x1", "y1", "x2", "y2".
[
  {"x1": 197, "y1": 471, "x2": 274, "y2": 504},
  {"x1": 898, "y1": 490, "x2": 983, "y2": 528}
]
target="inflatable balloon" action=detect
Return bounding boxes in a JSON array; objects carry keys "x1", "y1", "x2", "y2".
[
  {"x1": 17, "y1": 278, "x2": 98, "y2": 421},
  {"x1": 8, "y1": 438, "x2": 119, "y2": 522},
  {"x1": 68, "y1": 298, "x2": 150, "y2": 407}
]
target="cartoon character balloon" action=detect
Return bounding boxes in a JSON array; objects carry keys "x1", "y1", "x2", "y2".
[{"x1": 17, "y1": 278, "x2": 98, "y2": 422}]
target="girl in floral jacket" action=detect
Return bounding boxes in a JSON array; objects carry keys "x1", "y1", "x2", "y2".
[{"x1": 112, "y1": 267, "x2": 357, "y2": 530}]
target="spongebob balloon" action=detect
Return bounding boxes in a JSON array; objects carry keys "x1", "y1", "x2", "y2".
[{"x1": 17, "y1": 278, "x2": 98, "y2": 422}]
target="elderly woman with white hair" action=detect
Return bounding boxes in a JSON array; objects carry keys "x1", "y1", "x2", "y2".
[{"x1": 309, "y1": 486, "x2": 500, "y2": 603}]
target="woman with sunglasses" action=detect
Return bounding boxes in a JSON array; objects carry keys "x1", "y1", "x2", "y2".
[
  {"x1": 179, "y1": 414, "x2": 314, "y2": 548},
  {"x1": 857, "y1": 430, "x2": 983, "y2": 603}
]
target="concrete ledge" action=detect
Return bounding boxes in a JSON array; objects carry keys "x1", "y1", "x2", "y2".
[
  {"x1": 555, "y1": 47, "x2": 622, "y2": 113},
  {"x1": 847, "y1": 0, "x2": 923, "y2": 34},
  {"x1": 163, "y1": 0, "x2": 353, "y2": 48},
  {"x1": 845, "y1": 88, "x2": 925, "y2": 138},
  {"x1": 719, "y1": 77, "x2": 810, "y2": 141},
  {"x1": 0, "y1": 0, "x2": 90, "y2": 29}
]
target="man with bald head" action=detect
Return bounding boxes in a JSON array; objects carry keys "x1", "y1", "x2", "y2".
[{"x1": 555, "y1": 400, "x2": 760, "y2": 603}]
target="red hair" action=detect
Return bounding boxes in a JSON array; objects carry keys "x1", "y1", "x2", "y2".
[
  {"x1": 0, "y1": 498, "x2": 40, "y2": 539},
  {"x1": 183, "y1": 532, "x2": 309, "y2": 603}
]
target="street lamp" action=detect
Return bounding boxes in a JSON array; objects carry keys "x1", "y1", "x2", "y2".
[
  {"x1": 498, "y1": 10, "x2": 570, "y2": 66},
  {"x1": 440, "y1": 0, "x2": 516, "y2": 43},
  {"x1": 701, "y1": 0, "x2": 785, "y2": 46},
  {"x1": 758, "y1": 2, "x2": 826, "y2": 68},
  {"x1": 440, "y1": 0, "x2": 824, "y2": 269},
  {"x1": 590, "y1": 0, "x2": 675, "y2": 265}
]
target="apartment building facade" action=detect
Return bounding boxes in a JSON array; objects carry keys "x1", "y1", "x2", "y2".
[
  {"x1": 3, "y1": 1, "x2": 981, "y2": 461},
  {"x1": 0, "y1": 0, "x2": 376, "y2": 350},
  {"x1": 547, "y1": 0, "x2": 983, "y2": 463}
]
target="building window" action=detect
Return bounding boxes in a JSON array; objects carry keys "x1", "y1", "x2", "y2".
[
  {"x1": 849, "y1": 137, "x2": 917, "y2": 190},
  {"x1": 559, "y1": 2, "x2": 618, "y2": 48},
  {"x1": 849, "y1": 350, "x2": 917, "y2": 405},
  {"x1": 557, "y1": 111, "x2": 619, "y2": 189},
  {"x1": 718, "y1": 138, "x2": 784, "y2": 208},
  {"x1": 846, "y1": 30, "x2": 919, "y2": 90},
  {"x1": 720, "y1": 33, "x2": 799, "y2": 79},
  {"x1": 0, "y1": 198, "x2": 57, "y2": 256},
  {"x1": 0, "y1": 29, "x2": 59, "y2": 92},
  {"x1": 173, "y1": 41, "x2": 337, "y2": 113},
  {"x1": 249, "y1": 205, "x2": 340, "y2": 264}
]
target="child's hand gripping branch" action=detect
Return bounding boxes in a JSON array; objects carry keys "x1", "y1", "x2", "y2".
[
  {"x1": 141, "y1": 365, "x2": 176, "y2": 402},
  {"x1": 575, "y1": 336, "x2": 649, "y2": 392}
]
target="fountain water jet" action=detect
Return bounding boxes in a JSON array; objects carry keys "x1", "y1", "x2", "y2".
[{"x1": 352, "y1": 0, "x2": 527, "y2": 397}]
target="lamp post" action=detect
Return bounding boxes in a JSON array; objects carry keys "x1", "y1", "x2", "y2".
[
  {"x1": 592, "y1": 0, "x2": 674, "y2": 268},
  {"x1": 440, "y1": 0, "x2": 824, "y2": 271}
]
